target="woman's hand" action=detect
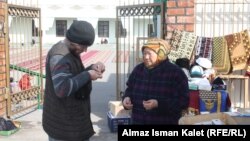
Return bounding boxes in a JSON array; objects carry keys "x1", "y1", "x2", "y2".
[
  {"x1": 122, "y1": 97, "x2": 133, "y2": 110},
  {"x1": 143, "y1": 99, "x2": 158, "y2": 110}
]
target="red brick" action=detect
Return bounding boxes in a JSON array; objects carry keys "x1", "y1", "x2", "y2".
[
  {"x1": 167, "y1": 1, "x2": 176, "y2": 8},
  {"x1": 166, "y1": 16, "x2": 176, "y2": 24},
  {"x1": 0, "y1": 73, "x2": 5, "y2": 80},
  {"x1": 0, "y1": 65, "x2": 5, "y2": 72},
  {"x1": 186, "y1": 8, "x2": 194, "y2": 15},
  {"x1": 177, "y1": 0, "x2": 194, "y2": 7},
  {"x1": 0, "y1": 2, "x2": 6, "y2": 9},
  {"x1": 0, "y1": 95, "x2": 4, "y2": 101},
  {"x1": 0, "y1": 79, "x2": 6, "y2": 87},
  {"x1": 185, "y1": 24, "x2": 194, "y2": 32},
  {"x1": 0, "y1": 59, "x2": 5, "y2": 65},
  {"x1": 167, "y1": 24, "x2": 184, "y2": 31},
  {"x1": 0, "y1": 51, "x2": 5, "y2": 58},
  {"x1": 167, "y1": 8, "x2": 185, "y2": 15},
  {"x1": 177, "y1": 16, "x2": 194, "y2": 23},
  {"x1": 0, "y1": 8, "x2": 4, "y2": 15},
  {"x1": 0, "y1": 100, "x2": 6, "y2": 109},
  {"x1": 0, "y1": 105, "x2": 6, "y2": 116}
]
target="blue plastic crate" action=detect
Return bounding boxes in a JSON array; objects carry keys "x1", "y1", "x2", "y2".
[{"x1": 107, "y1": 111, "x2": 131, "y2": 132}]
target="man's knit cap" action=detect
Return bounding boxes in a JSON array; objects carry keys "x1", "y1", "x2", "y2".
[{"x1": 66, "y1": 20, "x2": 95, "y2": 46}]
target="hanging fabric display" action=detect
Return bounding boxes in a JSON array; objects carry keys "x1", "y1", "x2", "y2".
[
  {"x1": 212, "y1": 37, "x2": 232, "y2": 74},
  {"x1": 169, "y1": 29, "x2": 182, "y2": 51},
  {"x1": 195, "y1": 37, "x2": 213, "y2": 60},
  {"x1": 224, "y1": 30, "x2": 250, "y2": 71},
  {"x1": 168, "y1": 30, "x2": 197, "y2": 62}
]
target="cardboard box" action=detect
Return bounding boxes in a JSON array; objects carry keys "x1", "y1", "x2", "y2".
[
  {"x1": 225, "y1": 109, "x2": 250, "y2": 125},
  {"x1": 179, "y1": 113, "x2": 237, "y2": 125},
  {"x1": 109, "y1": 101, "x2": 131, "y2": 117},
  {"x1": 107, "y1": 111, "x2": 131, "y2": 132},
  {"x1": 232, "y1": 116, "x2": 250, "y2": 125}
]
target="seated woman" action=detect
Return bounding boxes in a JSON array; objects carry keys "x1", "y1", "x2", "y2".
[
  {"x1": 195, "y1": 57, "x2": 215, "y2": 82},
  {"x1": 189, "y1": 57, "x2": 215, "y2": 91},
  {"x1": 175, "y1": 58, "x2": 191, "y2": 79}
]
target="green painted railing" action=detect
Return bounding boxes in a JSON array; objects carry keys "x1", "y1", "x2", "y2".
[
  {"x1": 10, "y1": 64, "x2": 45, "y2": 109},
  {"x1": 10, "y1": 64, "x2": 45, "y2": 78}
]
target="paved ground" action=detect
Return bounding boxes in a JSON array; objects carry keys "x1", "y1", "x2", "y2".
[{"x1": 0, "y1": 44, "x2": 121, "y2": 141}]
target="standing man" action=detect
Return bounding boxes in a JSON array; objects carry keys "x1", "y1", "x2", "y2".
[
  {"x1": 43, "y1": 20, "x2": 105, "y2": 141},
  {"x1": 122, "y1": 38, "x2": 189, "y2": 125}
]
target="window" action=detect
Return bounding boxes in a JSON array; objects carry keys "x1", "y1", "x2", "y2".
[
  {"x1": 56, "y1": 20, "x2": 67, "y2": 37},
  {"x1": 98, "y1": 21, "x2": 109, "y2": 37},
  {"x1": 32, "y1": 19, "x2": 38, "y2": 37}
]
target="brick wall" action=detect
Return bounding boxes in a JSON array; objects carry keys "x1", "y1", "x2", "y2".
[
  {"x1": 165, "y1": 0, "x2": 194, "y2": 41},
  {"x1": 0, "y1": 1, "x2": 7, "y2": 117}
]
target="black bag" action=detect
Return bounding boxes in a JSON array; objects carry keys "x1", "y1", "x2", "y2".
[
  {"x1": 0, "y1": 117, "x2": 7, "y2": 131},
  {"x1": 0, "y1": 117, "x2": 17, "y2": 131}
]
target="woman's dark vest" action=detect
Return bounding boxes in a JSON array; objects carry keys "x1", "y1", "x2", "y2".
[{"x1": 42, "y1": 41, "x2": 94, "y2": 141}]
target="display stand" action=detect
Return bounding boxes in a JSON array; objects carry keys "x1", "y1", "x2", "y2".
[{"x1": 217, "y1": 75, "x2": 249, "y2": 108}]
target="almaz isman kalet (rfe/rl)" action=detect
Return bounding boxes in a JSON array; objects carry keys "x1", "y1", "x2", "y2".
[{"x1": 121, "y1": 129, "x2": 204, "y2": 136}]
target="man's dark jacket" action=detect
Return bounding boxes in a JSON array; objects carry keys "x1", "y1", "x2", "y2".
[{"x1": 43, "y1": 41, "x2": 94, "y2": 141}]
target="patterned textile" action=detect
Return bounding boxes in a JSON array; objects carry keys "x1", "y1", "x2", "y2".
[
  {"x1": 168, "y1": 31, "x2": 197, "y2": 62},
  {"x1": 199, "y1": 90, "x2": 230, "y2": 113},
  {"x1": 195, "y1": 37, "x2": 213, "y2": 60},
  {"x1": 170, "y1": 29, "x2": 182, "y2": 51},
  {"x1": 212, "y1": 37, "x2": 232, "y2": 74},
  {"x1": 224, "y1": 30, "x2": 250, "y2": 71}
]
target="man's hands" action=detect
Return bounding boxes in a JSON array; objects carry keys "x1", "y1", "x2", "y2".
[
  {"x1": 92, "y1": 62, "x2": 105, "y2": 73},
  {"x1": 88, "y1": 70, "x2": 103, "y2": 80},
  {"x1": 88, "y1": 62, "x2": 105, "y2": 80}
]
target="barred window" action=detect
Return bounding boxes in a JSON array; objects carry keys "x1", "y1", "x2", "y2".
[
  {"x1": 56, "y1": 20, "x2": 67, "y2": 37},
  {"x1": 98, "y1": 21, "x2": 109, "y2": 37}
]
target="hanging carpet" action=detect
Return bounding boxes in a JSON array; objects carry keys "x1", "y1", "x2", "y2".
[
  {"x1": 224, "y1": 30, "x2": 250, "y2": 71},
  {"x1": 212, "y1": 37, "x2": 232, "y2": 74},
  {"x1": 168, "y1": 30, "x2": 197, "y2": 62}
]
